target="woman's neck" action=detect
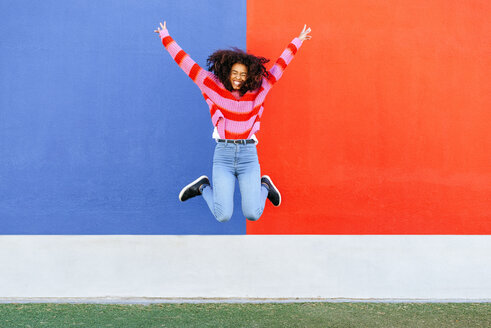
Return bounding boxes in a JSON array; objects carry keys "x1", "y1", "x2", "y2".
[{"x1": 231, "y1": 90, "x2": 241, "y2": 100}]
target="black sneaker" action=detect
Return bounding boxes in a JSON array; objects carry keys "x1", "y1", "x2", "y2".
[
  {"x1": 261, "y1": 175, "x2": 281, "y2": 206},
  {"x1": 179, "y1": 175, "x2": 210, "y2": 202}
]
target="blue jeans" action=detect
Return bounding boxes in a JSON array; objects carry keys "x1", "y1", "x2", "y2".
[{"x1": 201, "y1": 142, "x2": 269, "y2": 222}]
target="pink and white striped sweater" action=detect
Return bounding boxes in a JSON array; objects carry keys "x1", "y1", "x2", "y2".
[{"x1": 159, "y1": 28, "x2": 303, "y2": 140}]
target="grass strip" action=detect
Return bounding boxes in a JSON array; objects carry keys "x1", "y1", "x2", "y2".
[{"x1": 0, "y1": 303, "x2": 490, "y2": 327}]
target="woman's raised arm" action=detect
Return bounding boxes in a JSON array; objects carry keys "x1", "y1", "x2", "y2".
[
  {"x1": 266, "y1": 25, "x2": 312, "y2": 87},
  {"x1": 154, "y1": 21, "x2": 208, "y2": 88}
]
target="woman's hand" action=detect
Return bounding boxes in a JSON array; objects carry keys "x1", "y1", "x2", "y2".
[
  {"x1": 154, "y1": 21, "x2": 166, "y2": 34},
  {"x1": 298, "y1": 24, "x2": 312, "y2": 41}
]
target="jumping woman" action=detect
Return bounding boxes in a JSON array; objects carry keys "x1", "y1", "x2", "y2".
[{"x1": 154, "y1": 21, "x2": 311, "y2": 222}]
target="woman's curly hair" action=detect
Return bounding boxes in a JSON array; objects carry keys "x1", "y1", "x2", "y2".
[{"x1": 207, "y1": 48, "x2": 270, "y2": 95}]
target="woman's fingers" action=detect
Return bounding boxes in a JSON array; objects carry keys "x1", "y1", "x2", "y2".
[
  {"x1": 298, "y1": 25, "x2": 312, "y2": 41},
  {"x1": 300, "y1": 25, "x2": 311, "y2": 35},
  {"x1": 155, "y1": 21, "x2": 166, "y2": 34}
]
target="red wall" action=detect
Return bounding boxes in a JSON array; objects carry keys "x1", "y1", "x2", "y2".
[{"x1": 247, "y1": 0, "x2": 491, "y2": 234}]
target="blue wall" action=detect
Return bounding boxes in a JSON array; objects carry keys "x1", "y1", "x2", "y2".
[{"x1": 0, "y1": 0, "x2": 247, "y2": 234}]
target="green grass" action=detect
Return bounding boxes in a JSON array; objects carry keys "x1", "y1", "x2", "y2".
[{"x1": 0, "y1": 303, "x2": 489, "y2": 328}]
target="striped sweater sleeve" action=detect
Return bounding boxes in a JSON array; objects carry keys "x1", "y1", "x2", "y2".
[
  {"x1": 159, "y1": 28, "x2": 208, "y2": 90},
  {"x1": 266, "y1": 37, "x2": 303, "y2": 86}
]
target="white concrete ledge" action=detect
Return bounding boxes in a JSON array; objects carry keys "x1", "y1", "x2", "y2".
[{"x1": 1, "y1": 235, "x2": 490, "y2": 300}]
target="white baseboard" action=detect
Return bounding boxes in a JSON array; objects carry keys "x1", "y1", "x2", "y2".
[{"x1": 1, "y1": 235, "x2": 490, "y2": 299}]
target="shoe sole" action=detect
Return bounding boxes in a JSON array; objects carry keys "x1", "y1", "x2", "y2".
[
  {"x1": 262, "y1": 175, "x2": 281, "y2": 206},
  {"x1": 179, "y1": 175, "x2": 209, "y2": 202}
]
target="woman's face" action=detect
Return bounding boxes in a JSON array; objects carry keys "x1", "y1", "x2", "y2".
[{"x1": 229, "y1": 63, "x2": 248, "y2": 90}]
